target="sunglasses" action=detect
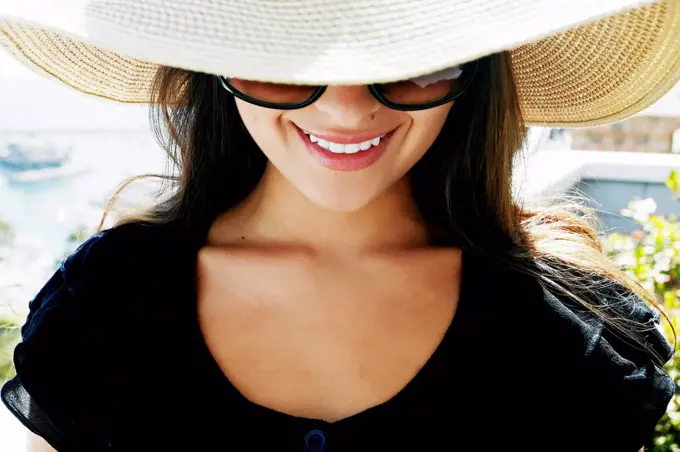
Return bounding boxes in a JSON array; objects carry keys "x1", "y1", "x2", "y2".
[{"x1": 217, "y1": 60, "x2": 478, "y2": 111}]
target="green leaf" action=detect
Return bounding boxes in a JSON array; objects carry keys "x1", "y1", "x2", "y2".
[{"x1": 667, "y1": 170, "x2": 680, "y2": 196}]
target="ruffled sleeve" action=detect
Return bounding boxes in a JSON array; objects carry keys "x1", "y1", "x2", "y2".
[
  {"x1": 532, "y1": 278, "x2": 675, "y2": 451},
  {"x1": 1, "y1": 232, "x2": 117, "y2": 452}
]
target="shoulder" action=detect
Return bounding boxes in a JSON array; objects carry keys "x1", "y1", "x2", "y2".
[
  {"x1": 1, "y1": 219, "x2": 199, "y2": 450},
  {"x1": 61, "y1": 220, "x2": 194, "y2": 289},
  {"x1": 24, "y1": 220, "x2": 182, "y2": 329},
  {"x1": 482, "y1": 257, "x2": 674, "y2": 449},
  {"x1": 477, "y1": 254, "x2": 673, "y2": 365},
  {"x1": 58, "y1": 218, "x2": 201, "y2": 338}
]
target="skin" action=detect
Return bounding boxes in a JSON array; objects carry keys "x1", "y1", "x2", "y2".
[
  {"x1": 27, "y1": 85, "x2": 463, "y2": 451},
  {"x1": 233, "y1": 84, "x2": 452, "y2": 214},
  {"x1": 196, "y1": 84, "x2": 465, "y2": 423}
]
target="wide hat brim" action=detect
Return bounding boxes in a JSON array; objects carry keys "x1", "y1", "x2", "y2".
[{"x1": 0, "y1": 0, "x2": 679, "y2": 127}]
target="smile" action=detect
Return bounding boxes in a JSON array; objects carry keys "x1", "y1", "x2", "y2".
[
  {"x1": 295, "y1": 124, "x2": 395, "y2": 172},
  {"x1": 302, "y1": 131, "x2": 385, "y2": 154}
]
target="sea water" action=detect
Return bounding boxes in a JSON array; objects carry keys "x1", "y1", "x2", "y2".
[{"x1": 0, "y1": 130, "x2": 168, "y2": 312}]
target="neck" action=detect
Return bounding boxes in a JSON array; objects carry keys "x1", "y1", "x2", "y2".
[{"x1": 208, "y1": 163, "x2": 430, "y2": 254}]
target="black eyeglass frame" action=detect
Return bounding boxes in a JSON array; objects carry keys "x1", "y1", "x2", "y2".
[{"x1": 217, "y1": 60, "x2": 479, "y2": 112}]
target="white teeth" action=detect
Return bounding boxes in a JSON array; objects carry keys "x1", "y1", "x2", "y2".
[
  {"x1": 304, "y1": 131, "x2": 385, "y2": 154},
  {"x1": 344, "y1": 143, "x2": 361, "y2": 154},
  {"x1": 329, "y1": 142, "x2": 344, "y2": 153}
]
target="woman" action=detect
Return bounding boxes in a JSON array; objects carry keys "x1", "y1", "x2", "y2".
[{"x1": 1, "y1": 0, "x2": 678, "y2": 451}]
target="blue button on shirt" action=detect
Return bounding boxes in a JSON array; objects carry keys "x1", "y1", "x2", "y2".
[{"x1": 304, "y1": 429, "x2": 327, "y2": 452}]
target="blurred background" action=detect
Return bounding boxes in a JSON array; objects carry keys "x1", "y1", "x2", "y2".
[{"x1": 1, "y1": 48, "x2": 680, "y2": 450}]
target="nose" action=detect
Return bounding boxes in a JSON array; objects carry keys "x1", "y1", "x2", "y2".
[{"x1": 313, "y1": 85, "x2": 382, "y2": 127}]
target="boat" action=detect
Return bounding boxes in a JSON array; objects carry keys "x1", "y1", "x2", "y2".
[
  {"x1": 3, "y1": 164, "x2": 89, "y2": 184},
  {"x1": 0, "y1": 141, "x2": 70, "y2": 170},
  {"x1": 0, "y1": 141, "x2": 89, "y2": 184}
]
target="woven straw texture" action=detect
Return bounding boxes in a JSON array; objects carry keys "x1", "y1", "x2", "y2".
[{"x1": 0, "y1": 0, "x2": 679, "y2": 127}]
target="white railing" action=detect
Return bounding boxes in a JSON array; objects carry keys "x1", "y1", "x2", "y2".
[{"x1": 514, "y1": 149, "x2": 680, "y2": 205}]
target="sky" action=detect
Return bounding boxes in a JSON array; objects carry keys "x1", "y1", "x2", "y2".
[{"x1": 0, "y1": 49, "x2": 150, "y2": 131}]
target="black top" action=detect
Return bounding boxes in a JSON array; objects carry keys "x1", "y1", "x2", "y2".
[{"x1": 1, "y1": 220, "x2": 675, "y2": 452}]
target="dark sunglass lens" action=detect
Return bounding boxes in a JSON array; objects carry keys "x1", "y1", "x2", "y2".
[
  {"x1": 377, "y1": 65, "x2": 473, "y2": 106},
  {"x1": 227, "y1": 78, "x2": 318, "y2": 105}
]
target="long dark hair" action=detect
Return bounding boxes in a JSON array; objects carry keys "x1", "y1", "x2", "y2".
[{"x1": 101, "y1": 51, "x2": 672, "y2": 363}]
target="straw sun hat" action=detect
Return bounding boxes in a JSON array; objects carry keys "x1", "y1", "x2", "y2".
[{"x1": 0, "y1": 0, "x2": 679, "y2": 127}]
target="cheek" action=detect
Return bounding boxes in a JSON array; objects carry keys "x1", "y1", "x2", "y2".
[
  {"x1": 390, "y1": 104, "x2": 452, "y2": 169},
  {"x1": 406, "y1": 106, "x2": 452, "y2": 151},
  {"x1": 235, "y1": 99, "x2": 286, "y2": 151}
]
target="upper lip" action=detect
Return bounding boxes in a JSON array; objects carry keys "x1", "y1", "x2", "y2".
[{"x1": 296, "y1": 125, "x2": 394, "y2": 144}]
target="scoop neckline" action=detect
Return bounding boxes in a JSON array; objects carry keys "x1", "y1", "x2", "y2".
[{"x1": 187, "y1": 230, "x2": 473, "y2": 427}]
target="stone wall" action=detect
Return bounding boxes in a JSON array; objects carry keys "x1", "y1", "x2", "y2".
[{"x1": 569, "y1": 116, "x2": 680, "y2": 153}]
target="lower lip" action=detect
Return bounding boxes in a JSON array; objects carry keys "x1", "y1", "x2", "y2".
[{"x1": 296, "y1": 126, "x2": 393, "y2": 171}]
